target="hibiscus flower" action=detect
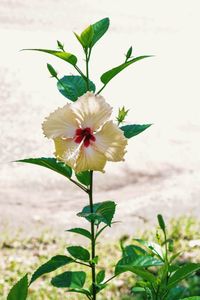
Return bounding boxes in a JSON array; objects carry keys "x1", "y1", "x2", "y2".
[{"x1": 42, "y1": 92, "x2": 127, "y2": 173}]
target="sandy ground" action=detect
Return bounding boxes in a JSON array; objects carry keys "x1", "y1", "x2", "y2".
[{"x1": 0, "y1": 0, "x2": 200, "y2": 238}]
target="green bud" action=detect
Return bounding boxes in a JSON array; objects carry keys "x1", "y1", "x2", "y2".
[
  {"x1": 57, "y1": 40, "x2": 64, "y2": 51},
  {"x1": 168, "y1": 239, "x2": 174, "y2": 252},
  {"x1": 90, "y1": 256, "x2": 99, "y2": 264},
  {"x1": 156, "y1": 230, "x2": 161, "y2": 243},
  {"x1": 116, "y1": 106, "x2": 129, "y2": 125},
  {"x1": 126, "y1": 46, "x2": 133, "y2": 60},
  {"x1": 119, "y1": 234, "x2": 129, "y2": 251},
  {"x1": 157, "y1": 214, "x2": 166, "y2": 232},
  {"x1": 47, "y1": 63, "x2": 57, "y2": 78}
]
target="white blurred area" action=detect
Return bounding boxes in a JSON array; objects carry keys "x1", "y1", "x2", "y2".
[{"x1": 0, "y1": 0, "x2": 200, "y2": 236}]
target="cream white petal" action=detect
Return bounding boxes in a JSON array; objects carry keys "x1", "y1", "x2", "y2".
[
  {"x1": 75, "y1": 145, "x2": 107, "y2": 173},
  {"x1": 71, "y1": 92, "x2": 112, "y2": 131},
  {"x1": 54, "y1": 137, "x2": 81, "y2": 169},
  {"x1": 42, "y1": 104, "x2": 78, "y2": 139},
  {"x1": 94, "y1": 121, "x2": 127, "y2": 161}
]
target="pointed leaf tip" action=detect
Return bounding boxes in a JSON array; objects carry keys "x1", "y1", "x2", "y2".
[
  {"x1": 22, "y1": 49, "x2": 77, "y2": 66},
  {"x1": 100, "y1": 55, "x2": 151, "y2": 85},
  {"x1": 91, "y1": 17, "x2": 110, "y2": 47},
  {"x1": 7, "y1": 274, "x2": 28, "y2": 300},
  {"x1": 30, "y1": 255, "x2": 74, "y2": 284},
  {"x1": 16, "y1": 157, "x2": 72, "y2": 179}
]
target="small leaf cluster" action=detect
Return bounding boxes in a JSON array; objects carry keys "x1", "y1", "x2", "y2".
[
  {"x1": 23, "y1": 17, "x2": 150, "y2": 102},
  {"x1": 116, "y1": 106, "x2": 129, "y2": 125},
  {"x1": 117, "y1": 215, "x2": 200, "y2": 300}
]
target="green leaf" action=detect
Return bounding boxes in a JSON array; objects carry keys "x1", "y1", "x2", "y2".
[
  {"x1": 51, "y1": 271, "x2": 86, "y2": 288},
  {"x1": 134, "y1": 239, "x2": 163, "y2": 260},
  {"x1": 57, "y1": 75, "x2": 96, "y2": 101},
  {"x1": 167, "y1": 263, "x2": 200, "y2": 289},
  {"x1": 96, "y1": 270, "x2": 105, "y2": 284},
  {"x1": 91, "y1": 18, "x2": 110, "y2": 47},
  {"x1": 123, "y1": 245, "x2": 148, "y2": 257},
  {"x1": 16, "y1": 158, "x2": 72, "y2": 179},
  {"x1": 120, "y1": 124, "x2": 152, "y2": 139},
  {"x1": 30, "y1": 255, "x2": 74, "y2": 284},
  {"x1": 77, "y1": 201, "x2": 116, "y2": 226},
  {"x1": 74, "y1": 25, "x2": 94, "y2": 49},
  {"x1": 23, "y1": 49, "x2": 77, "y2": 66},
  {"x1": 75, "y1": 171, "x2": 91, "y2": 186},
  {"x1": 80, "y1": 25, "x2": 94, "y2": 48},
  {"x1": 100, "y1": 55, "x2": 151, "y2": 85},
  {"x1": 116, "y1": 264, "x2": 156, "y2": 284},
  {"x1": 7, "y1": 274, "x2": 28, "y2": 300},
  {"x1": 67, "y1": 228, "x2": 91, "y2": 240},
  {"x1": 115, "y1": 253, "x2": 163, "y2": 282},
  {"x1": 47, "y1": 63, "x2": 57, "y2": 77},
  {"x1": 67, "y1": 246, "x2": 90, "y2": 262},
  {"x1": 166, "y1": 286, "x2": 186, "y2": 300},
  {"x1": 115, "y1": 254, "x2": 163, "y2": 275}
]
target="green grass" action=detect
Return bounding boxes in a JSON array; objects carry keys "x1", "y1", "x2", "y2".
[{"x1": 1, "y1": 216, "x2": 200, "y2": 299}]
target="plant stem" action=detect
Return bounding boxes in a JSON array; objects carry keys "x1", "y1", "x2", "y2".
[
  {"x1": 85, "y1": 49, "x2": 90, "y2": 91},
  {"x1": 75, "y1": 260, "x2": 91, "y2": 268},
  {"x1": 56, "y1": 76, "x2": 68, "y2": 93},
  {"x1": 69, "y1": 178, "x2": 88, "y2": 193},
  {"x1": 103, "y1": 274, "x2": 117, "y2": 284},
  {"x1": 163, "y1": 230, "x2": 170, "y2": 286},
  {"x1": 84, "y1": 46, "x2": 96, "y2": 298},
  {"x1": 96, "y1": 84, "x2": 107, "y2": 95},
  {"x1": 74, "y1": 65, "x2": 87, "y2": 81},
  {"x1": 164, "y1": 231, "x2": 169, "y2": 267},
  {"x1": 89, "y1": 170, "x2": 96, "y2": 300}
]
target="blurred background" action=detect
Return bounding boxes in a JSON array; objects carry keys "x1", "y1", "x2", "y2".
[{"x1": 0, "y1": 0, "x2": 200, "y2": 237}]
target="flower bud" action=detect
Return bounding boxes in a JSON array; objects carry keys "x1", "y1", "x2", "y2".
[
  {"x1": 116, "y1": 106, "x2": 129, "y2": 124},
  {"x1": 157, "y1": 214, "x2": 166, "y2": 232},
  {"x1": 126, "y1": 46, "x2": 133, "y2": 60},
  {"x1": 57, "y1": 40, "x2": 64, "y2": 51},
  {"x1": 47, "y1": 63, "x2": 57, "y2": 78}
]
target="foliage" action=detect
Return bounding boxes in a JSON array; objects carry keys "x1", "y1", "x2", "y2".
[
  {"x1": 127, "y1": 215, "x2": 200, "y2": 299},
  {"x1": 5, "y1": 16, "x2": 199, "y2": 300},
  {"x1": 1, "y1": 217, "x2": 200, "y2": 299}
]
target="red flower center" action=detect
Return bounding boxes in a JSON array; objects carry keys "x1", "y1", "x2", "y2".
[{"x1": 74, "y1": 127, "x2": 96, "y2": 147}]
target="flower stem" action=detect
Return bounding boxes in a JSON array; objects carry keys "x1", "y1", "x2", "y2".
[
  {"x1": 74, "y1": 65, "x2": 87, "y2": 80},
  {"x1": 85, "y1": 49, "x2": 90, "y2": 91},
  {"x1": 84, "y1": 46, "x2": 96, "y2": 298},
  {"x1": 89, "y1": 170, "x2": 96, "y2": 300},
  {"x1": 96, "y1": 83, "x2": 107, "y2": 95}
]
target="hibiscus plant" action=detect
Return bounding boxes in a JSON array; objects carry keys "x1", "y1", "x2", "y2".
[{"x1": 6, "y1": 18, "x2": 200, "y2": 300}]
